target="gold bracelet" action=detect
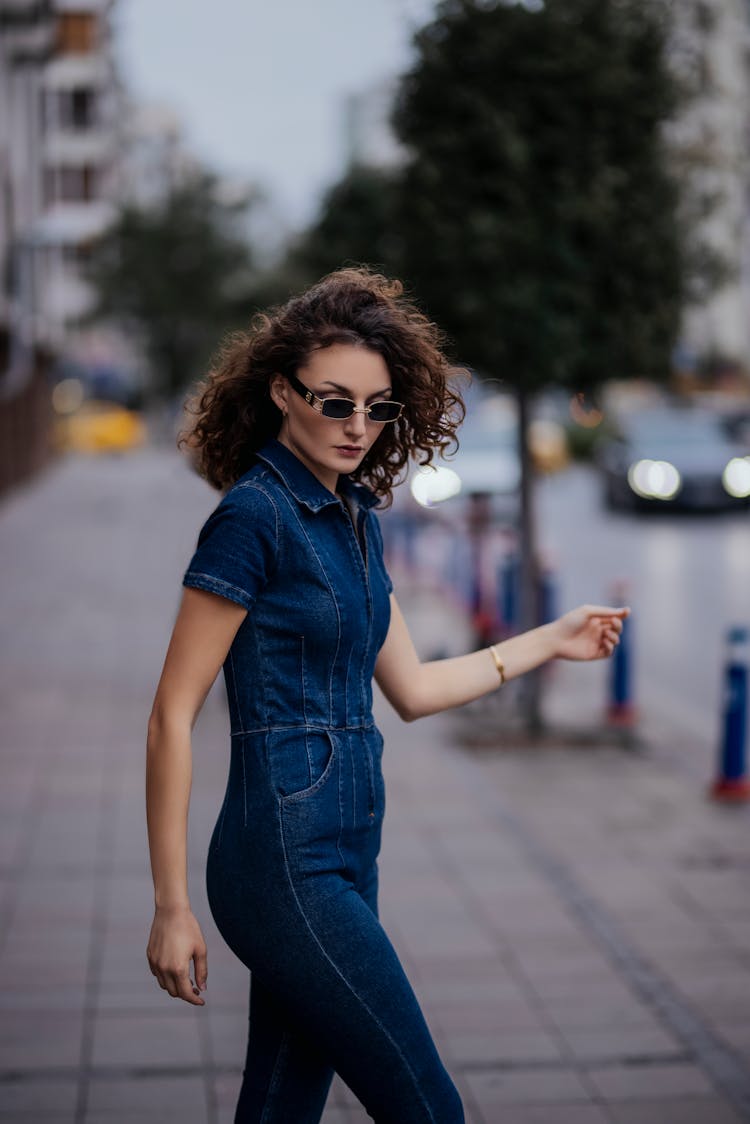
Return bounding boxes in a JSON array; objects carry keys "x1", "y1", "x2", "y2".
[{"x1": 489, "y1": 644, "x2": 505, "y2": 686}]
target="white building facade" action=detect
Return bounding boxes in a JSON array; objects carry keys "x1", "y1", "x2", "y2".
[
  {"x1": 0, "y1": 0, "x2": 56, "y2": 394},
  {"x1": 1, "y1": 0, "x2": 122, "y2": 395},
  {"x1": 35, "y1": 0, "x2": 120, "y2": 344},
  {"x1": 669, "y1": 0, "x2": 750, "y2": 372}
]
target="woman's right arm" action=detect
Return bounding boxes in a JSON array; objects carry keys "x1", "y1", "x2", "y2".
[{"x1": 145, "y1": 586, "x2": 247, "y2": 1005}]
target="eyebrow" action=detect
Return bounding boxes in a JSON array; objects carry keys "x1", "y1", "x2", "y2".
[{"x1": 318, "y1": 381, "x2": 392, "y2": 399}]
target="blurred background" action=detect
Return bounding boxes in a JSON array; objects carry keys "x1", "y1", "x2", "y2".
[{"x1": 2, "y1": 2, "x2": 750, "y2": 1122}]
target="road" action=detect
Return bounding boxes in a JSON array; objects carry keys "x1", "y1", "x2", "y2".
[
  {"x1": 381, "y1": 459, "x2": 750, "y2": 778},
  {"x1": 537, "y1": 463, "x2": 750, "y2": 764}
]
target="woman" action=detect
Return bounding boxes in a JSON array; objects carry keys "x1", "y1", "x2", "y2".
[{"x1": 146, "y1": 267, "x2": 629, "y2": 1123}]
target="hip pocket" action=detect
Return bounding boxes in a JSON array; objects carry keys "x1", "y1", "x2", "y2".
[{"x1": 267, "y1": 728, "x2": 338, "y2": 804}]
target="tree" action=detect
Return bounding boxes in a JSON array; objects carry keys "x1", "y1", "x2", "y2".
[
  {"x1": 392, "y1": 0, "x2": 688, "y2": 731},
  {"x1": 88, "y1": 172, "x2": 257, "y2": 402},
  {"x1": 286, "y1": 163, "x2": 403, "y2": 284}
]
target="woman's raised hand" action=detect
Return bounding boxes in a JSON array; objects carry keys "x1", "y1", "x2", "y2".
[
  {"x1": 147, "y1": 905, "x2": 208, "y2": 1006},
  {"x1": 551, "y1": 604, "x2": 631, "y2": 662}
]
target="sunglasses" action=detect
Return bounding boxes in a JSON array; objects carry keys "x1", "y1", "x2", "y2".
[{"x1": 286, "y1": 372, "x2": 403, "y2": 423}]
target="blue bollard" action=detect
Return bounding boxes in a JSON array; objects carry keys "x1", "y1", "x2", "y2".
[
  {"x1": 710, "y1": 626, "x2": 750, "y2": 802},
  {"x1": 607, "y1": 582, "x2": 636, "y2": 726},
  {"x1": 498, "y1": 552, "x2": 519, "y2": 635}
]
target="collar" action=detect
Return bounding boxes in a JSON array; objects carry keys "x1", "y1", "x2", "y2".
[{"x1": 254, "y1": 438, "x2": 380, "y2": 513}]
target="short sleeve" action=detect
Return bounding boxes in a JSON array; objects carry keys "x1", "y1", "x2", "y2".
[
  {"x1": 368, "y1": 509, "x2": 393, "y2": 595},
  {"x1": 182, "y1": 484, "x2": 278, "y2": 611}
]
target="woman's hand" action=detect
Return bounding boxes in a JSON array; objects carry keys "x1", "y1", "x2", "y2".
[
  {"x1": 147, "y1": 905, "x2": 208, "y2": 1006},
  {"x1": 551, "y1": 604, "x2": 630, "y2": 662}
]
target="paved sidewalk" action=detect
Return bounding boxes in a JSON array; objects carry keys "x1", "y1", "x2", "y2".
[{"x1": 1, "y1": 448, "x2": 749, "y2": 1124}]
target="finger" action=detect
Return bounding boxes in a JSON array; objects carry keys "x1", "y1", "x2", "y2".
[
  {"x1": 586, "y1": 604, "x2": 630, "y2": 618},
  {"x1": 194, "y1": 949, "x2": 208, "y2": 992},
  {"x1": 173, "y1": 968, "x2": 206, "y2": 1006},
  {"x1": 148, "y1": 955, "x2": 168, "y2": 990}
]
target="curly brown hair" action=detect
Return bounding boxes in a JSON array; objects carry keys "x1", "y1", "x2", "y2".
[{"x1": 177, "y1": 266, "x2": 467, "y2": 501}]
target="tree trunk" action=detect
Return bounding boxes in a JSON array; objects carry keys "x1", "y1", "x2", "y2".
[{"x1": 516, "y1": 385, "x2": 544, "y2": 735}]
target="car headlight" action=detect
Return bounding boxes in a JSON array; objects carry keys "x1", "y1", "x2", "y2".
[
  {"x1": 723, "y1": 457, "x2": 750, "y2": 498},
  {"x1": 410, "y1": 466, "x2": 462, "y2": 507},
  {"x1": 627, "y1": 459, "x2": 681, "y2": 500}
]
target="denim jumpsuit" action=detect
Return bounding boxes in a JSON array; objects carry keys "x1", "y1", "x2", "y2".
[{"x1": 182, "y1": 439, "x2": 464, "y2": 1124}]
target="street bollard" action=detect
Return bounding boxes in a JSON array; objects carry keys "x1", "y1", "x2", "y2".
[
  {"x1": 498, "y1": 551, "x2": 519, "y2": 635},
  {"x1": 606, "y1": 581, "x2": 636, "y2": 726},
  {"x1": 710, "y1": 626, "x2": 750, "y2": 803}
]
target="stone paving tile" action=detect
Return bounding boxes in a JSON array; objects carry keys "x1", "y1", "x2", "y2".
[
  {"x1": 86, "y1": 1074, "x2": 206, "y2": 1113},
  {"x1": 558, "y1": 1025, "x2": 684, "y2": 1064},
  {"x1": 463, "y1": 1066, "x2": 593, "y2": 1106},
  {"x1": 89, "y1": 1011, "x2": 202, "y2": 1070},
  {"x1": 0, "y1": 1010, "x2": 84, "y2": 1070},
  {"x1": 206, "y1": 1009, "x2": 247, "y2": 1068},
  {"x1": 0, "y1": 1077, "x2": 78, "y2": 1113},
  {"x1": 527, "y1": 971, "x2": 637, "y2": 1003},
  {"x1": 0, "y1": 989, "x2": 87, "y2": 1012},
  {"x1": 510, "y1": 948, "x2": 614, "y2": 980},
  {"x1": 542, "y1": 999, "x2": 662, "y2": 1033},
  {"x1": 585, "y1": 1062, "x2": 715, "y2": 1100},
  {"x1": 412, "y1": 971, "x2": 529, "y2": 1007},
  {"x1": 671, "y1": 974, "x2": 750, "y2": 1005},
  {"x1": 0, "y1": 1114, "x2": 73, "y2": 1122},
  {"x1": 606, "y1": 1099, "x2": 744, "y2": 1124},
  {"x1": 83, "y1": 1114, "x2": 195, "y2": 1123},
  {"x1": 213, "y1": 1070, "x2": 242, "y2": 1121},
  {"x1": 441, "y1": 1028, "x2": 565, "y2": 1066},
  {"x1": 464, "y1": 1106, "x2": 611, "y2": 1124},
  {"x1": 711, "y1": 1022, "x2": 750, "y2": 1054},
  {"x1": 426, "y1": 998, "x2": 549, "y2": 1033}
]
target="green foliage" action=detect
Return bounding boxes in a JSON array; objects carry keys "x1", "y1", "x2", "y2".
[
  {"x1": 87, "y1": 173, "x2": 256, "y2": 401},
  {"x1": 285, "y1": 164, "x2": 403, "y2": 286},
  {"x1": 392, "y1": 0, "x2": 687, "y2": 392}
]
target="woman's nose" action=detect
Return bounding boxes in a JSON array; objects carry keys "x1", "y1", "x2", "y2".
[{"x1": 344, "y1": 409, "x2": 368, "y2": 437}]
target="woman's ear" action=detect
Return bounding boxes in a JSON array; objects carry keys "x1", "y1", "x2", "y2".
[{"x1": 269, "y1": 373, "x2": 288, "y2": 415}]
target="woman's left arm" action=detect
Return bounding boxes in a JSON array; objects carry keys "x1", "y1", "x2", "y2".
[{"x1": 374, "y1": 594, "x2": 630, "y2": 722}]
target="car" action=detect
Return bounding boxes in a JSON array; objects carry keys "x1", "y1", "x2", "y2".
[
  {"x1": 53, "y1": 398, "x2": 148, "y2": 454},
  {"x1": 402, "y1": 383, "x2": 520, "y2": 520},
  {"x1": 596, "y1": 406, "x2": 750, "y2": 512}
]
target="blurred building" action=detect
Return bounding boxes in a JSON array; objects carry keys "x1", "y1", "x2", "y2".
[
  {"x1": 35, "y1": 0, "x2": 121, "y2": 345},
  {"x1": 669, "y1": 0, "x2": 750, "y2": 375},
  {"x1": 119, "y1": 101, "x2": 199, "y2": 208},
  {"x1": 0, "y1": 0, "x2": 122, "y2": 495},
  {"x1": 0, "y1": 1, "x2": 57, "y2": 493}
]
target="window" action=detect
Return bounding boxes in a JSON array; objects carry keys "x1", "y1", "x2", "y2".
[
  {"x1": 44, "y1": 165, "x2": 100, "y2": 205},
  {"x1": 71, "y1": 88, "x2": 97, "y2": 129},
  {"x1": 41, "y1": 88, "x2": 98, "y2": 132},
  {"x1": 56, "y1": 12, "x2": 98, "y2": 54}
]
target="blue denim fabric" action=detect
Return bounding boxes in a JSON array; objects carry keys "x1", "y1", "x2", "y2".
[{"x1": 183, "y1": 439, "x2": 464, "y2": 1123}]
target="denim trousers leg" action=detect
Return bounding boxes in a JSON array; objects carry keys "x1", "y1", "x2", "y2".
[
  {"x1": 234, "y1": 973, "x2": 335, "y2": 1123},
  {"x1": 207, "y1": 728, "x2": 465, "y2": 1124}
]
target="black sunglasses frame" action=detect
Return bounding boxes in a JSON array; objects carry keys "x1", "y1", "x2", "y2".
[{"x1": 285, "y1": 372, "x2": 403, "y2": 423}]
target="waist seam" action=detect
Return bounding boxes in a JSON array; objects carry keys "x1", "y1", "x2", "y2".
[{"x1": 231, "y1": 722, "x2": 376, "y2": 736}]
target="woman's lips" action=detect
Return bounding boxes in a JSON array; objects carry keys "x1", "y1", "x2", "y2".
[{"x1": 335, "y1": 445, "x2": 363, "y2": 454}]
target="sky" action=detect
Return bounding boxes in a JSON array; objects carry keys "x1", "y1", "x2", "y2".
[{"x1": 115, "y1": 0, "x2": 438, "y2": 234}]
